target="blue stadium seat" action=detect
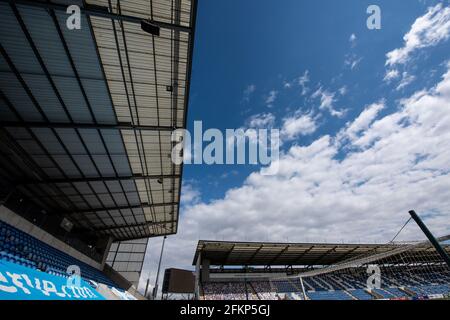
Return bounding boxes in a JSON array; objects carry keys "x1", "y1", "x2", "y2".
[
  {"x1": 348, "y1": 289, "x2": 373, "y2": 300},
  {"x1": 0, "y1": 220, "x2": 117, "y2": 287},
  {"x1": 306, "y1": 290, "x2": 353, "y2": 300}
]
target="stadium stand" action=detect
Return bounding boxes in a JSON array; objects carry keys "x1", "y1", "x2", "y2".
[
  {"x1": 193, "y1": 240, "x2": 450, "y2": 300},
  {"x1": 0, "y1": 219, "x2": 117, "y2": 287},
  {"x1": 0, "y1": 0, "x2": 197, "y2": 299},
  {"x1": 198, "y1": 267, "x2": 450, "y2": 301},
  {"x1": 250, "y1": 281, "x2": 278, "y2": 300},
  {"x1": 202, "y1": 282, "x2": 247, "y2": 300}
]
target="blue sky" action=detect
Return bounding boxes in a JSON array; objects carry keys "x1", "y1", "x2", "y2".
[
  {"x1": 140, "y1": 0, "x2": 450, "y2": 293},
  {"x1": 184, "y1": 0, "x2": 448, "y2": 199}
]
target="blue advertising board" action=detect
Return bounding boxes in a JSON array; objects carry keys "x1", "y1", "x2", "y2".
[{"x1": 0, "y1": 259, "x2": 105, "y2": 300}]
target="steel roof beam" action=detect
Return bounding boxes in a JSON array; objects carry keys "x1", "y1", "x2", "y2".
[
  {"x1": 0, "y1": 121, "x2": 177, "y2": 131},
  {"x1": 4, "y1": 0, "x2": 192, "y2": 33},
  {"x1": 93, "y1": 220, "x2": 177, "y2": 233},
  {"x1": 114, "y1": 231, "x2": 176, "y2": 242},
  {"x1": 310, "y1": 246, "x2": 339, "y2": 266},
  {"x1": 66, "y1": 202, "x2": 178, "y2": 214},
  {"x1": 18, "y1": 174, "x2": 180, "y2": 185},
  {"x1": 268, "y1": 245, "x2": 290, "y2": 265}
]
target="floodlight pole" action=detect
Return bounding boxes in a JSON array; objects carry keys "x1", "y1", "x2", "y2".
[
  {"x1": 152, "y1": 235, "x2": 167, "y2": 300},
  {"x1": 409, "y1": 210, "x2": 450, "y2": 269},
  {"x1": 299, "y1": 277, "x2": 307, "y2": 300}
]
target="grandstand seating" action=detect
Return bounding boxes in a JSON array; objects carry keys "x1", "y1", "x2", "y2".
[
  {"x1": 306, "y1": 290, "x2": 353, "y2": 300},
  {"x1": 202, "y1": 282, "x2": 248, "y2": 300},
  {"x1": 383, "y1": 287, "x2": 409, "y2": 298},
  {"x1": 408, "y1": 284, "x2": 450, "y2": 296},
  {"x1": 0, "y1": 220, "x2": 117, "y2": 287},
  {"x1": 201, "y1": 267, "x2": 450, "y2": 300},
  {"x1": 250, "y1": 281, "x2": 278, "y2": 300},
  {"x1": 348, "y1": 289, "x2": 373, "y2": 300},
  {"x1": 272, "y1": 280, "x2": 301, "y2": 292},
  {"x1": 371, "y1": 288, "x2": 396, "y2": 299}
]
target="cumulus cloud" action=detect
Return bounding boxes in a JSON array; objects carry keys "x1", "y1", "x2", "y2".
[
  {"x1": 145, "y1": 64, "x2": 450, "y2": 279},
  {"x1": 180, "y1": 182, "x2": 201, "y2": 206},
  {"x1": 281, "y1": 112, "x2": 317, "y2": 140},
  {"x1": 338, "y1": 102, "x2": 385, "y2": 144},
  {"x1": 386, "y1": 3, "x2": 450, "y2": 67}
]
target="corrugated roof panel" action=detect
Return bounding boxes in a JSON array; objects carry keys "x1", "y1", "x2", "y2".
[
  {"x1": 77, "y1": 129, "x2": 107, "y2": 153},
  {"x1": 55, "y1": 128, "x2": 86, "y2": 154},
  {"x1": 17, "y1": 5, "x2": 73, "y2": 77},
  {"x1": 21, "y1": 74, "x2": 69, "y2": 122},
  {"x1": 109, "y1": 155, "x2": 133, "y2": 176},
  {"x1": 71, "y1": 155, "x2": 98, "y2": 176},
  {"x1": 80, "y1": 78, "x2": 117, "y2": 123},
  {"x1": 0, "y1": 3, "x2": 41, "y2": 74},
  {"x1": 52, "y1": 155, "x2": 81, "y2": 176},
  {"x1": 0, "y1": 72, "x2": 44, "y2": 121},
  {"x1": 0, "y1": 0, "x2": 195, "y2": 241},
  {"x1": 0, "y1": 94, "x2": 17, "y2": 121},
  {"x1": 55, "y1": 12, "x2": 104, "y2": 80},
  {"x1": 52, "y1": 76, "x2": 93, "y2": 123}
]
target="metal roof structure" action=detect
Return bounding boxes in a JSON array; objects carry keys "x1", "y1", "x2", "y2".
[
  {"x1": 0, "y1": 0, "x2": 197, "y2": 241},
  {"x1": 193, "y1": 240, "x2": 450, "y2": 267}
]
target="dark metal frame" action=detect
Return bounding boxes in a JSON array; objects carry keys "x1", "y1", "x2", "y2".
[
  {"x1": 0, "y1": 121, "x2": 179, "y2": 131},
  {"x1": 409, "y1": 210, "x2": 450, "y2": 268},
  {"x1": 0, "y1": 0, "x2": 197, "y2": 241},
  {"x1": 2, "y1": 0, "x2": 191, "y2": 33}
]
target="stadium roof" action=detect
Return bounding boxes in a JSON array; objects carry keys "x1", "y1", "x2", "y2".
[
  {"x1": 193, "y1": 240, "x2": 450, "y2": 267},
  {"x1": 0, "y1": 0, "x2": 197, "y2": 241}
]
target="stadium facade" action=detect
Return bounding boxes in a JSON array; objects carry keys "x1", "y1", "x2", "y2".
[
  {"x1": 0, "y1": 0, "x2": 197, "y2": 299},
  {"x1": 193, "y1": 239, "x2": 450, "y2": 300}
]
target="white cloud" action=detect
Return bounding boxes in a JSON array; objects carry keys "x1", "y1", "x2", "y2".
[
  {"x1": 384, "y1": 69, "x2": 400, "y2": 82},
  {"x1": 345, "y1": 54, "x2": 362, "y2": 70},
  {"x1": 283, "y1": 71, "x2": 310, "y2": 94},
  {"x1": 396, "y1": 72, "x2": 416, "y2": 90},
  {"x1": 149, "y1": 64, "x2": 450, "y2": 277},
  {"x1": 386, "y1": 3, "x2": 450, "y2": 66},
  {"x1": 281, "y1": 112, "x2": 317, "y2": 140},
  {"x1": 242, "y1": 84, "x2": 256, "y2": 102},
  {"x1": 221, "y1": 170, "x2": 239, "y2": 179},
  {"x1": 265, "y1": 90, "x2": 278, "y2": 107},
  {"x1": 247, "y1": 112, "x2": 276, "y2": 129},
  {"x1": 298, "y1": 70, "x2": 310, "y2": 95},
  {"x1": 312, "y1": 87, "x2": 346, "y2": 118},
  {"x1": 180, "y1": 182, "x2": 201, "y2": 206},
  {"x1": 338, "y1": 102, "x2": 385, "y2": 144},
  {"x1": 338, "y1": 86, "x2": 348, "y2": 96},
  {"x1": 349, "y1": 33, "x2": 357, "y2": 47}
]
